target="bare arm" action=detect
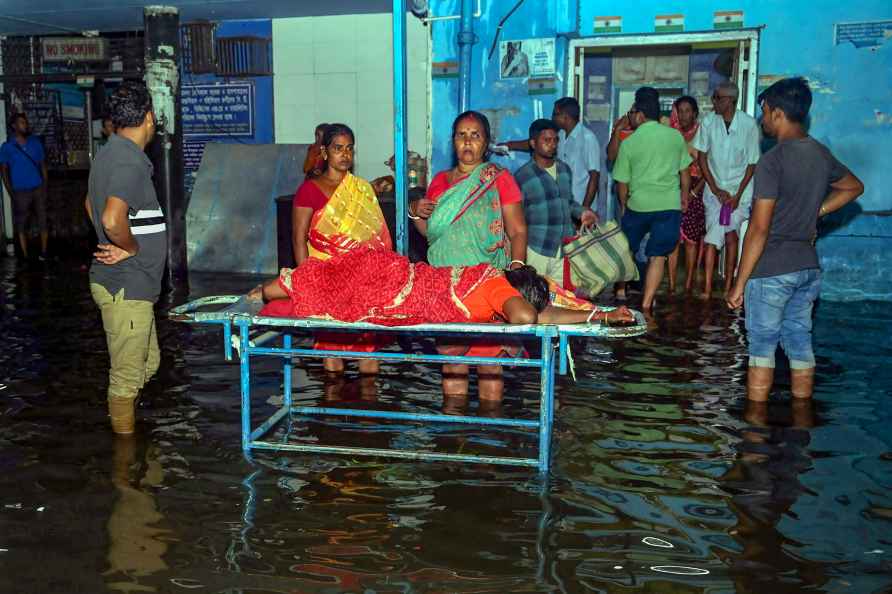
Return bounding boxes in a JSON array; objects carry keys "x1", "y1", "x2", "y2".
[
  {"x1": 0, "y1": 164, "x2": 12, "y2": 197},
  {"x1": 502, "y1": 296, "x2": 538, "y2": 324},
  {"x1": 101, "y1": 196, "x2": 139, "y2": 256},
  {"x1": 583, "y1": 170, "x2": 600, "y2": 208},
  {"x1": 501, "y1": 201, "x2": 528, "y2": 267},
  {"x1": 503, "y1": 140, "x2": 531, "y2": 153},
  {"x1": 617, "y1": 181, "x2": 629, "y2": 214},
  {"x1": 679, "y1": 168, "x2": 691, "y2": 212},
  {"x1": 291, "y1": 206, "x2": 312, "y2": 265},
  {"x1": 606, "y1": 116, "x2": 630, "y2": 164},
  {"x1": 698, "y1": 151, "x2": 722, "y2": 196},
  {"x1": 409, "y1": 197, "x2": 435, "y2": 237},
  {"x1": 537, "y1": 304, "x2": 635, "y2": 324},
  {"x1": 819, "y1": 172, "x2": 864, "y2": 216},
  {"x1": 732, "y1": 164, "x2": 756, "y2": 206}
]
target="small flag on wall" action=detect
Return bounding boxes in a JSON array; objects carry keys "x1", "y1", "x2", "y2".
[
  {"x1": 528, "y1": 77, "x2": 557, "y2": 95},
  {"x1": 432, "y1": 61, "x2": 459, "y2": 79},
  {"x1": 594, "y1": 16, "x2": 622, "y2": 34},
  {"x1": 654, "y1": 14, "x2": 685, "y2": 33},
  {"x1": 714, "y1": 10, "x2": 744, "y2": 30}
]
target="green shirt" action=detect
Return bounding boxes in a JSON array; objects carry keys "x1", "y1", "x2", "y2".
[{"x1": 613, "y1": 121, "x2": 692, "y2": 212}]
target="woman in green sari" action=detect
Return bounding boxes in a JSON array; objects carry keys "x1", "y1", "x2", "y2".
[{"x1": 410, "y1": 110, "x2": 528, "y2": 402}]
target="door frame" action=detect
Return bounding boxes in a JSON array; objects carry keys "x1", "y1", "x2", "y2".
[{"x1": 567, "y1": 28, "x2": 762, "y2": 117}]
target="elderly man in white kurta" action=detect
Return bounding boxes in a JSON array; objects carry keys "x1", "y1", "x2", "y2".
[{"x1": 693, "y1": 81, "x2": 761, "y2": 299}]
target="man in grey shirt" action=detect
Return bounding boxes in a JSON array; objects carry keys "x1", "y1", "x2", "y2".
[
  {"x1": 727, "y1": 77, "x2": 863, "y2": 402},
  {"x1": 86, "y1": 82, "x2": 166, "y2": 434}
]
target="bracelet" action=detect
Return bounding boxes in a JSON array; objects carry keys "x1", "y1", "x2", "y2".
[
  {"x1": 408, "y1": 212, "x2": 421, "y2": 220},
  {"x1": 509, "y1": 259, "x2": 525, "y2": 267},
  {"x1": 819, "y1": 204, "x2": 827, "y2": 216},
  {"x1": 586, "y1": 309, "x2": 597, "y2": 323},
  {"x1": 603, "y1": 311, "x2": 610, "y2": 326}
]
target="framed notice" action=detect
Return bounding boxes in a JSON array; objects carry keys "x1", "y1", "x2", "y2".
[
  {"x1": 182, "y1": 82, "x2": 255, "y2": 137},
  {"x1": 500, "y1": 38, "x2": 555, "y2": 79}
]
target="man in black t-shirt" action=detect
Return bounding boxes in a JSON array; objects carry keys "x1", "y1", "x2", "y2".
[
  {"x1": 727, "y1": 77, "x2": 864, "y2": 402},
  {"x1": 85, "y1": 82, "x2": 166, "y2": 434}
]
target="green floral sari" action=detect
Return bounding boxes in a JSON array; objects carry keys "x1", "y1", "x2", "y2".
[{"x1": 426, "y1": 163, "x2": 510, "y2": 269}]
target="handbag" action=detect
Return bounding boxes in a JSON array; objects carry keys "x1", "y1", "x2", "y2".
[{"x1": 561, "y1": 220, "x2": 638, "y2": 298}]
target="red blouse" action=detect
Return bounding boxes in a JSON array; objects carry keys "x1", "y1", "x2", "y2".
[{"x1": 425, "y1": 169, "x2": 522, "y2": 206}]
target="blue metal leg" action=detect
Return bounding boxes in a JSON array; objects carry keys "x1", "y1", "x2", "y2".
[
  {"x1": 283, "y1": 334, "x2": 292, "y2": 408},
  {"x1": 538, "y1": 334, "x2": 556, "y2": 473},
  {"x1": 223, "y1": 321, "x2": 233, "y2": 361},
  {"x1": 239, "y1": 323, "x2": 252, "y2": 452},
  {"x1": 558, "y1": 334, "x2": 568, "y2": 375},
  {"x1": 392, "y1": 0, "x2": 408, "y2": 255}
]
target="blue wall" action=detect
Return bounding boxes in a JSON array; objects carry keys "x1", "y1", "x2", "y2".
[
  {"x1": 182, "y1": 19, "x2": 274, "y2": 198},
  {"x1": 429, "y1": 0, "x2": 892, "y2": 301}
]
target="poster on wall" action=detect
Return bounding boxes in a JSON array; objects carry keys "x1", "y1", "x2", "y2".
[
  {"x1": 181, "y1": 81, "x2": 256, "y2": 197},
  {"x1": 500, "y1": 38, "x2": 555, "y2": 79}
]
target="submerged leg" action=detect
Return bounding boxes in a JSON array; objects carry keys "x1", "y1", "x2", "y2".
[
  {"x1": 442, "y1": 363, "x2": 470, "y2": 397},
  {"x1": 477, "y1": 364, "x2": 504, "y2": 402}
]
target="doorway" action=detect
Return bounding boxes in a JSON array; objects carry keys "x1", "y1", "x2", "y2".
[{"x1": 567, "y1": 29, "x2": 760, "y2": 221}]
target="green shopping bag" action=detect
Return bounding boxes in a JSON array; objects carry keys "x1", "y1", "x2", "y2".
[{"x1": 561, "y1": 220, "x2": 638, "y2": 297}]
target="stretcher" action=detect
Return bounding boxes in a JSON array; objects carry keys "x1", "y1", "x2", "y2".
[{"x1": 170, "y1": 296, "x2": 646, "y2": 473}]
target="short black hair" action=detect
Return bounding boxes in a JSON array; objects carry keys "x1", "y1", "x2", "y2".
[
  {"x1": 7, "y1": 112, "x2": 26, "y2": 129},
  {"x1": 553, "y1": 97, "x2": 580, "y2": 121},
  {"x1": 107, "y1": 82, "x2": 152, "y2": 130},
  {"x1": 529, "y1": 118, "x2": 558, "y2": 140},
  {"x1": 634, "y1": 86, "x2": 661, "y2": 121},
  {"x1": 315, "y1": 122, "x2": 329, "y2": 134},
  {"x1": 452, "y1": 110, "x2": 492, "y2": 161},
  {"x1": 674, "y1": 95, "x2": 699, "y2": 117},
  {"x1": 504, "y1": 265, "x2": 549, "y2": 312},
  {"x1": 758, "y1": 76, "x2": 812, "y2": 124}
]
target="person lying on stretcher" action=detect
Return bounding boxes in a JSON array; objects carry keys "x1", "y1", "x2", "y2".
[{"x1": 248, "y1": 248, "x2": 634, "y2": 327}]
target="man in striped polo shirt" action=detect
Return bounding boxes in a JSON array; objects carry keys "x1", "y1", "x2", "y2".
[{"x1": 85, "y1": 82, "x2": 167, "y2": 434}]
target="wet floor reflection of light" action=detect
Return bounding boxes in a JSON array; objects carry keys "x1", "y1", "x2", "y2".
[{"x1": 2, "y1": 262, "x2": 892, "y2": 592}]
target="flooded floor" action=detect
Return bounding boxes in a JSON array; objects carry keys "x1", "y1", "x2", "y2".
[{"x1": 1, "y1": 256, "x2": 891, "y2": 593}]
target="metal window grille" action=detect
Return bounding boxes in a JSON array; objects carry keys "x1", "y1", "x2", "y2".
[
  {"x1": 215, "y1": 37, "x2": 271, "y2": 77},
  {"x1": 181, "y1": 22, "x2": 216, "y2": 74}
]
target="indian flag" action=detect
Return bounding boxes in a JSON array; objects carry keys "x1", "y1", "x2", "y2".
[
  {"x1": 594, "y1": 16, "x2": 622, "y2": 34},
  {"x1": 654, "y1": 14, "x2": 684, "y2": 33},
  {"x1": 432, "y1": 61, "x2": 458, "y2": 79},
  {"x1": 528, "y1": 77, "x2": 556, "y2": 96},
  {"x1": 714, "y1": 10, "x2": 744, "y2": 30}
]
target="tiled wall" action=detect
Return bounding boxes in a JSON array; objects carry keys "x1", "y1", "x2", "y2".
[{"x1": 272, "y1": 13, "x2": 430, "y2": 182}]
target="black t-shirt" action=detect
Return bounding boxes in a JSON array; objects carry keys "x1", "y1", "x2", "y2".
[
  {"x1": 751, "y1": 137, "x2": 848, "y2": 279},
  {"x1": 88, "y1": 134, "x2": 167, "y2": 302}
]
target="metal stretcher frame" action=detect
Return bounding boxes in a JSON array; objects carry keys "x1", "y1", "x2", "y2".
[{"x1": 171, "y1": 296, "x2": 646, "y2": 473}]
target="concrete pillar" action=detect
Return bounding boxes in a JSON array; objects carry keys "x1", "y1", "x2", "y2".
[{"x1": 144, "y1": 5, "x2": 187, "y2": 291}]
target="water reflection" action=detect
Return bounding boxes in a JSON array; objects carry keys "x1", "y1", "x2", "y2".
[
  {"x1": 105, "y1": 435, "x2": 171, "y2": 592},
  {"x1": 2, "y1": 260, "x2": 892, "y2": 592}
]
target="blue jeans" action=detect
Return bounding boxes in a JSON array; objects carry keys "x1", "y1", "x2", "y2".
[{"x1": 745, "y1": 269, "x2": 821, "y2": 369}]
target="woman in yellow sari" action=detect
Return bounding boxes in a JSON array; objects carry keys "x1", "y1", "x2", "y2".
[{"x1": 292, "y1": 123, "x2": 392, "y2": 373}]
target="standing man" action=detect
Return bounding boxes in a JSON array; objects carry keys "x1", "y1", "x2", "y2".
[
  {"x1": 552, "y1": 97, "x2": 601, "y2": 210},
  {"x1": 0, "y1": 113, "x2": 49, "y2": 260},
  {"x1": 85, "y1": 82, "x2": 166, "y2": 434},
  {"x1": 501, "y1": 97, "x2": 601, "y2": 210},
  {"x1": 727, "y1": 77, "x2": 863, "y2": 401},
  {"x1": 693, "y1": 81, "x2": 761, "y2": 299},
  {"x1": 613, "y1": 87, "x2": 691, "y2": 311},
  {"x1": 514, "y1": 118, "x2": 597, "y2": 279}
]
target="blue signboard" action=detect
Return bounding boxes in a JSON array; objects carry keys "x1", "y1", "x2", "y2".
[{"x1": 182, "y1": 82, "x2": 255, "y2": 137}]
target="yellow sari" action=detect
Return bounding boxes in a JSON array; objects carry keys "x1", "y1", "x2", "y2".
[{"x1": 307, "y1": 172, "x2": 392, "y2": 259}]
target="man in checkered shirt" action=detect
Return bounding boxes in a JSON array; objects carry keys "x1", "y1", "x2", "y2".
[{"x1": 514, "y1": 119, "x2": 597, "y2": 280}]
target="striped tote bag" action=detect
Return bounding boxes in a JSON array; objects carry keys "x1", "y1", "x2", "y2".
[{"x1": 561, "y1": 220, "x2": 638, "y2": 298}]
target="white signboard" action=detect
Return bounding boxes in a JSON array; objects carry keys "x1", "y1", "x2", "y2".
[
  {"x1": 500, "y1": 38, "x2": 555, "y2": 79},
  {"x1": 42, "y1": 37, "x2": 108, "y2": 62}
]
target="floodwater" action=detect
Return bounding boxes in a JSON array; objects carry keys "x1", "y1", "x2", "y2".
[{"x1": 1, "y1": 256, "x2": 891, "y2": 594}]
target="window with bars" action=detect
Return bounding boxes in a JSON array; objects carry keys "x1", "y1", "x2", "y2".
[{"x1": 216, "y1": 37, "x2": 271, "y2": 77}]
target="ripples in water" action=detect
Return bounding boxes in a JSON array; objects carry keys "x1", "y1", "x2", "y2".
[{"x1": 1, "y1": 260, "x2": 891, "y2": 593}]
